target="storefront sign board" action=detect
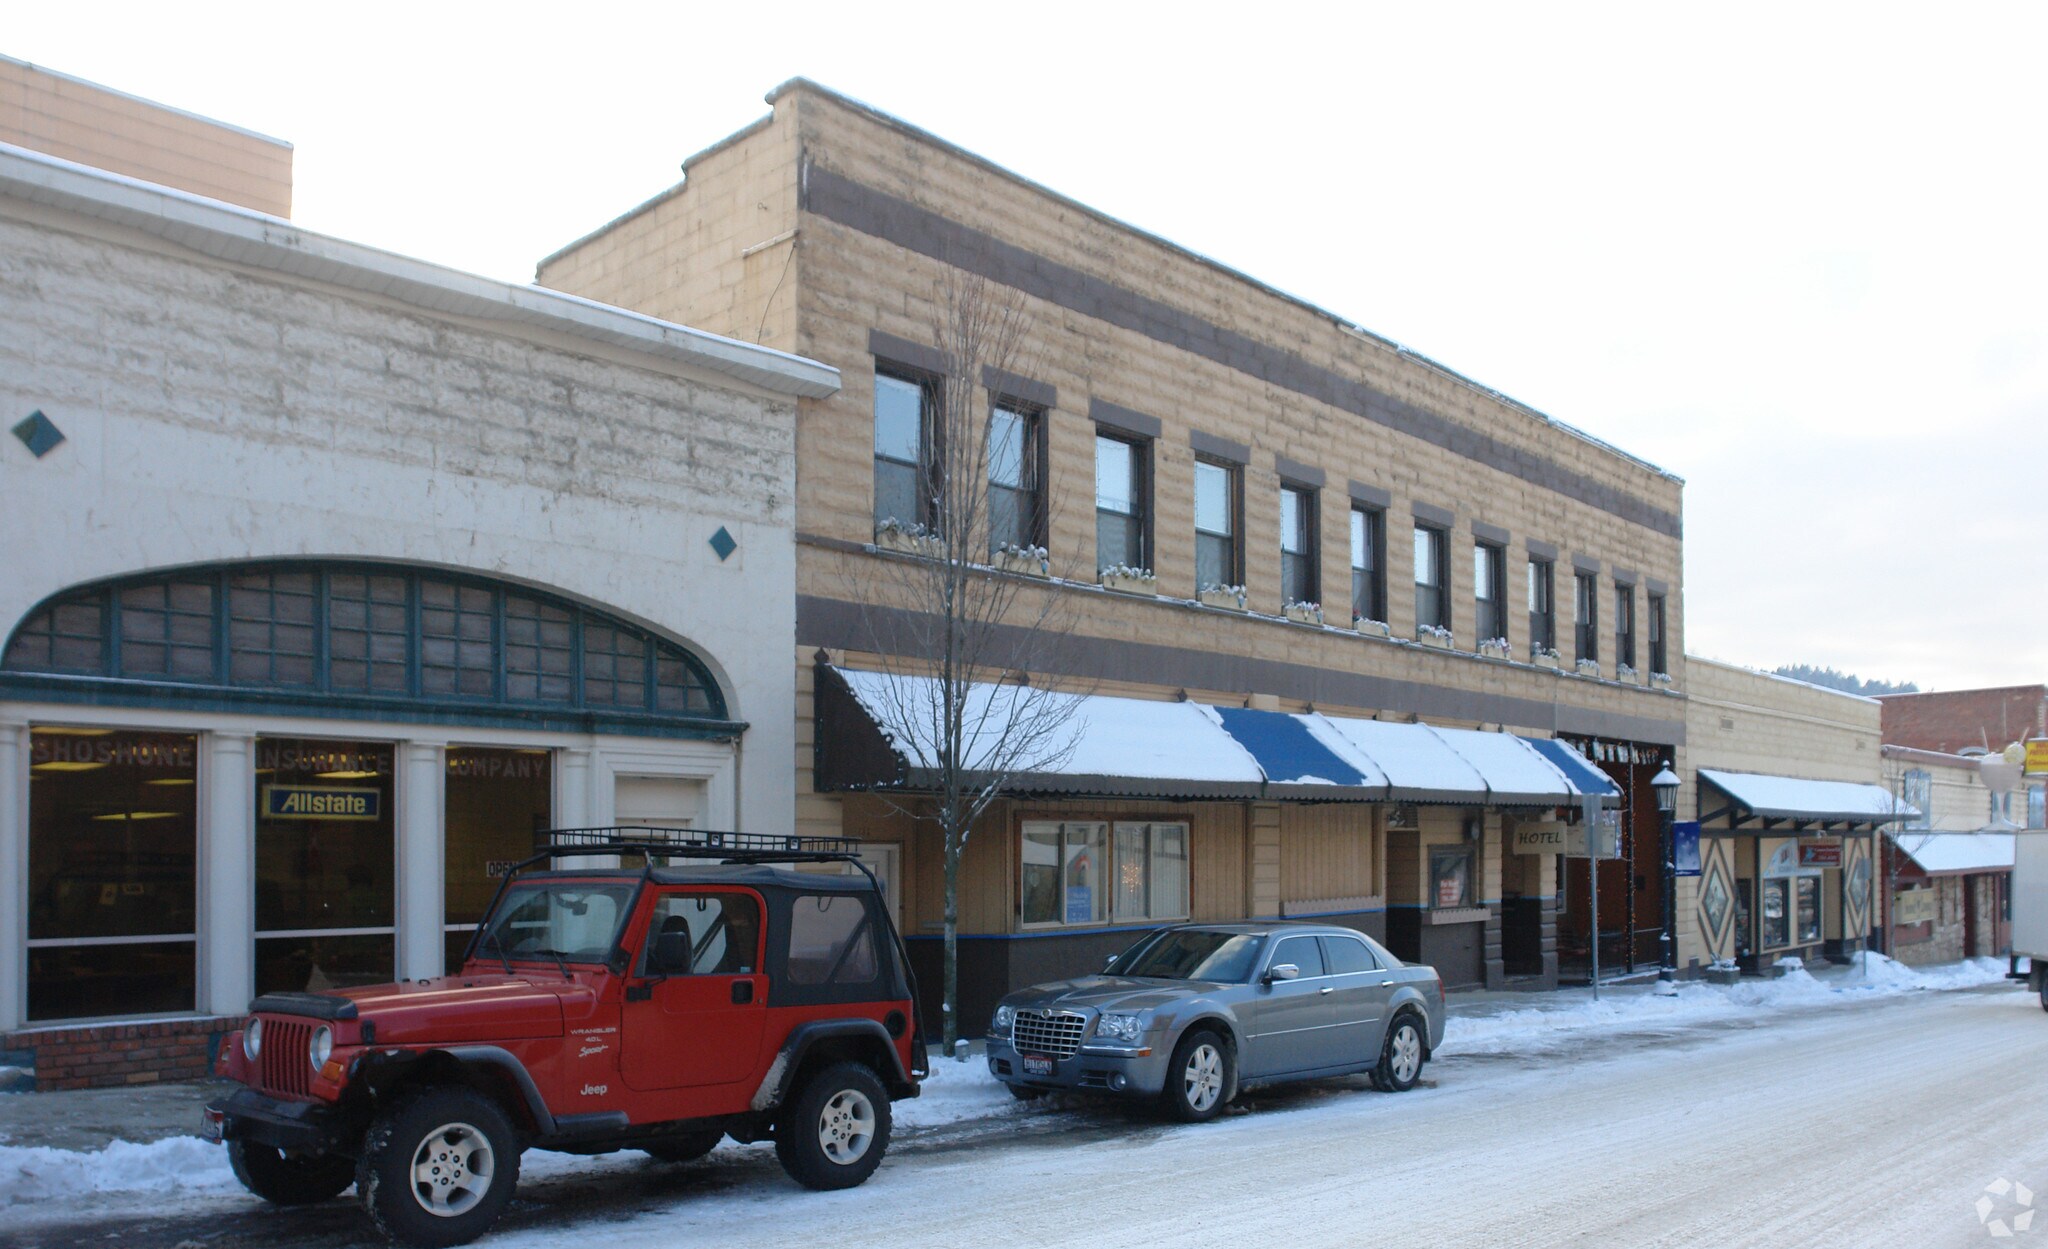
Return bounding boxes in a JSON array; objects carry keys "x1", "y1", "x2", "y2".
[
  {"x1": 1673, "y1": 822, "x2": 1701, "y2": 876},
  {"x1": 1798, "y1": 840, "x2": 1843, "y2": 867},
  {"x1": 1893, "y1": 888, "x2": 1937, "y2": 926},
  {"x1": 2026, "y1": 739, "x2": 2048, "y2": 776},
  {"x1": 261, "y1": 785, "x2": 382, "y2": 821}
]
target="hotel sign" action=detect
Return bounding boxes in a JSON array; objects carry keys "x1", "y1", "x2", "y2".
[{"x1": 262, "y1": 785, "x2": 381, "y2": 821}]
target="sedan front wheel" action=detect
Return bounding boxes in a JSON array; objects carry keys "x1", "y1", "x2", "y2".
[{"x1": 1160, "y1": 1028, "x2": 1233, "y2": 1123}]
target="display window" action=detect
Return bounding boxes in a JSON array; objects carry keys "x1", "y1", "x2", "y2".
[
  {"x1": 1431, "y1": 847, "x2": 1474, "y2": 909},
  {"x1": 444, "y1": 747, "x2": 552, "y2": 971},
  {"x1": 1796, "y1": 876, "x2": 1823, "y2": 944},
  {"x1": 1760, "y1": 877, "x2": 1790, "y2": 948},
  {"x1": 1023, "y1": 820, "x2": 1189, "y2": 927},
  {"x1": 253, "y1": 737, "x2": 395, "y2": 993},
  {"x1": 26, "y1": 728, "x2": 198, "y2": 1020}
]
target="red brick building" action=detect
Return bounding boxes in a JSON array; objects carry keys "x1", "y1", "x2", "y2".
[{"x1": 1879, "y1": 686, "x2": 2047, "y2": 755}]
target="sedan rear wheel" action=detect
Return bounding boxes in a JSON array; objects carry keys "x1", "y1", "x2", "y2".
[
  {"x1": 1160, "y1": 1028, "x2": 1232, "y2": 1123},
  {"x1": 1375, "y1": 1013, "x2": 1425, "y2": 1093}
]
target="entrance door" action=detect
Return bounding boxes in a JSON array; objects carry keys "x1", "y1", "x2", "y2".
[{"x1": 620, "y1": 888, "x2": 768, "y2": 1093}]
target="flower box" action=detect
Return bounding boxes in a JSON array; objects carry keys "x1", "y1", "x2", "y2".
[
  {"x1": 873, "y1": 524, "x2": 940, "y2": 559},
  {"x1": 1530, "y1": 648, "x2": 1561, "y2": 671},
  {"x1": 1353, "y1": 618, "x2": 1392, "y2": 639},
  {"x1": 1651, "y1": 671, "x2": 1675, "y2": 688},
  {"x1": 1198, "y1": 586, "x2": 1247, "y2": 612},
  {"x1": 1575, "y1": 658, "x2": 1603, "y2": 678},
  {"x1": 1478, "y1": 638, "x2": 1511, "y2": 660},
  {"x1": 1284, "y1": 603, "x2": 1324, "y2": 626},
  {"x1": 1616, "y1": 662, "x2": 1640, "y2": 684},
  {"x1": 1099, "y1": 567, "x2": 1157, "y2": 596},
  {"x1": 1416, "y1": 626, "x2": 1454, "y2": 650},
  {"x1": 994, "y1": 547, "x2": 1049, "y2": 578}
]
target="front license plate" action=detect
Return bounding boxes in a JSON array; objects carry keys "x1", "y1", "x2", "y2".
[{"x1": 1021, "y1": 1054, "x2": 1054, "y2": 1077}]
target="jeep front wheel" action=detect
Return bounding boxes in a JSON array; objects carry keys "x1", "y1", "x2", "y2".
[
  {"x1": 356, "y1": 1087, "x2": 520, "y2": 1248},
  {"x1": 227, "y1": 1140, "x2": 355, "y2": 1205},
  {"x1": 775, "y1": 1061, "x2": 892, "y2": 1191}
]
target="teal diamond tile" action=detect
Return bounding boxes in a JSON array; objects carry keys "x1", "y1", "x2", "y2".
[{"x1": 709, "y1": 526, "x2": 737, "y2": 561}]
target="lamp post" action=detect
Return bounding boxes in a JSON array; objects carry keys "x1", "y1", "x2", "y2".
[{"x1": 1652, "y1": 763, "x2": 1681, "y2": 995}]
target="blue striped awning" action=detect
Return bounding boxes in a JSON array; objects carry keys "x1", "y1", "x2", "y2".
[{"x1": 1520, "y1": 736, "x2": 1621, "y2": 803}]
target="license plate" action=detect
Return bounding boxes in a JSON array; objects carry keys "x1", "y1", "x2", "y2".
[
  {"x1": 199, "y1": 1108, "x2": 224, "y2": 1143},
  {"x1": 1021, "y1": 1054, "x2": 1053, "y2": 1077}
]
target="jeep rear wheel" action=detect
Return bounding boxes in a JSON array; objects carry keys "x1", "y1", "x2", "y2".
[
  {"x1": 775, "y1": 1061, "x2": 892, "y2": 1191},
  {"x1": 227, "y1": 1140, "x2": 355, "y2": 1205},
  {"x1": 641, "y1": 1129, "x2": 722, "y2": 1163},
  {"x1": 357, "y1": 1087, "x2": 520, "y2": 1248}
]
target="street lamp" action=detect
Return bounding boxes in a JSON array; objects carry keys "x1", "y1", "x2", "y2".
[{"x1": 1652, "y1": 763, "x2": 1682, "y2": 995}]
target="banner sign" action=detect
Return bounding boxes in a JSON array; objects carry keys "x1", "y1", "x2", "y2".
[
  {"x1": 262, "y1": 785, "x2": 381, "y2": 821},
  {"x1": 1893, "y1": 888, "x2": 1937, "y2": 926},
  {"x1": 1798, "y1": 840, "x2": 1843, "y2": 867},
  {"x1": 2027, "y1": 739, "x2": 2048, "y2": 776},
  {"x1": 1674, "y1": 822, "x2": 1701, "y2": 877},
  {"x1": 1510, "y1": 822, "x2": 1572, "y2": 855}
]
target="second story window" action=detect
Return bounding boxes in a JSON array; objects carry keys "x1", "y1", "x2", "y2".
[
  {"x1": 1350, "y1": 506, "x2": 1385, "y2": 625},
  {"x1": 1648, "y1": 592, "x2": 1668, "y2": 674},
  {"x1": 1474, "y1": 542, "x2": 1506, "y2": 643},
  {"x1": 1195, "y1": 459, "x2": 1240, "y2": 590},
  {"x1": 873, "y1": 373, "x2": 932, "y2": 533},
  {"x1": 1280, "y1": 485, "x2": 1316, "y2": 606},
  {"x1": 1095, "y1": 433, "x2": 1148, "y2": 572},
  {"x1": 987, "y1": 405, "x2": 1040, "y2": 555},
  {"x1": 1528, "y1": 558, "x2": 1555, "y2": 653},
  {"x1": 1414, "y1": 525, "x2": 1449, "y2": 632},
  {"x1": 1615, "y1": 583, "x2": 1636, "y2": 670},
  {"x1": 1574, "y1": 571, "x2": 1599, "y2": 665}
]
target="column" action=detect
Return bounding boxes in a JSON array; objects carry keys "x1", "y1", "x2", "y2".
[
  {"x1": 395, "y1": 740, "x2": 447, "y2": 982},
  {"x1": 203, "y1": 732, "x2": 256, "y2": 1017},
  {"x1": 0, "y1": 720, "x2": 26, "y2": 1032}
]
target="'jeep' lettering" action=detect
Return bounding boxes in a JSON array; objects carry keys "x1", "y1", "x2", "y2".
[{"x1": 261, "y1": 785, "x2": 382, "y2": 821}]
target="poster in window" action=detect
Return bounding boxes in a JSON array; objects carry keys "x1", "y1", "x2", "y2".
[
  {"x1": 1761, "y1": 878, "x2": 1790, "y2": 948},
  {"x1": 1796, "y1": 876, "x2": 1822, "y2": 944},
  {"x1": 1431, "y1": 850, "x2": 1471, "y2": 909}
]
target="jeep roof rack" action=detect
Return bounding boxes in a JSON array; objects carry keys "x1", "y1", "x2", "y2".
[{"x1": 537, "y1": 825, "x2": 864, "y2": 864}]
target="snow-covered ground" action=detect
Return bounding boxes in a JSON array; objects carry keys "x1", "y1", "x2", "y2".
[{"x1": 0, "y1": 955, "x2": 2026, "y2": 1246}]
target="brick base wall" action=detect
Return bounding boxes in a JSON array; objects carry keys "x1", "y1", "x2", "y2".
[{"x1": 0, "y1": 1017, "x2": 236, "y2": 1090}]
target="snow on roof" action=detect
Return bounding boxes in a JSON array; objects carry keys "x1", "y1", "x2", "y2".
[
  {"x1": 830, "y1": 668, "x2": 1264, "y2": 795},
  {"x1": 1889, "y1": 830, "x2": 2016, "y2": 875},
  {"x1": 1211, "y1": 707, "x2": 1386, "y2": 796},
  {"x1": 1700, "y1": 769, "x2": 1915, "y2": 823}
]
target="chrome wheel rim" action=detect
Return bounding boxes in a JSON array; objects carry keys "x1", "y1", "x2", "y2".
[
  {"x1": 817, "y1": 1089, "x2": 876, "y2": 1165},
  {"x1": 409, "y1": 1122, "x2": 494, "y2": 1218},
  {"x1": 1390, "y1": 1024, "x2": 1422, "y2": 1084},
  {"x1": 1182, "y1": 1042, "x2": 1223, "y2": 1112}
]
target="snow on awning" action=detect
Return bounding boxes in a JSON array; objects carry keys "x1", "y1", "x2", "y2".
[
  {"x1": 1888, "y1": 830, "x2": 2016, "y2": 876},
  {"x1": 1210, "y1": 707, "x2": 1388, "y2": 800},
  {"x1": 1699, "y1": 768, "x2": 1916, "y2": 827},
  {"x1": 1520, "y1": 736, "x2": 1623, "y2": 803},
  {"x1": 815, "y1": 666, "x2": 1267, "y2": 799},
  {"x1": 1303, "y1": 716, "x2": 1490, "y2": 805},
  {"x1": 1427, "y1": 726, "x2": 1590, "y2": 807}
]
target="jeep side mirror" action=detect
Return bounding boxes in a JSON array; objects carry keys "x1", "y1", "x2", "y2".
[
  {"x1": 648, "y1": 930, "x2": 691, "y2": 975},
  {"x1": 606, "y1": 947, "x2": 631, "y2": 977},
  {"x1": 1264, "y1": 963, "x2": 1300, "y2": 984}
]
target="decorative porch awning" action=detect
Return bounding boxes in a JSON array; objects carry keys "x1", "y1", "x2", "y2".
[
  {"x1": 814, "y1": 665, "x2": 1614, "y2": 808},
  {"x1": 1888, "y1": 829, "x2": 2016, "y2": 876},
  {"x1": 1698, "y1": 768, "x2": 1917, "y2": 830},
  {"x1": 1520, "y1": 736, "x2": 1623, "y2": 803}
]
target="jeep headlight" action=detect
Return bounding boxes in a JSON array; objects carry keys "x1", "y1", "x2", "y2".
[
  {"x1": 990, "y1": 1005, "x2": 1015, "y2": 1036},
  {"x1": 309, "y1": 1025, "x2": 333, "y2": 1071},
  {"x1": 1094, "y1": 1012, "x2": 1145, "y2": 1044},
  {"x1": 243, "y1": 1017, "x2": 262, "y2": 1062}
]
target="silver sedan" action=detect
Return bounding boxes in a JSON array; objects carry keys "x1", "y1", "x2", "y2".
[{"x1": 984, "y1": 922, "x2": 1446, "y2": 1121}]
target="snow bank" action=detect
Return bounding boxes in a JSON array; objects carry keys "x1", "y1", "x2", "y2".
[
  {"x1": 1439, "y1": 954, "x2": 2011, "y2": 1057},
  {"x1": 0, "y1": 1136, "x2": 244, "y2": 1207}
]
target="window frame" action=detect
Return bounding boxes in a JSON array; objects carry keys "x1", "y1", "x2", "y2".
[
  {"x1": 1573, "y1": 570, "x2": 1599, "y2": 665},
  {"x1": 871, "y1": 368, "x2": 940, "y2": 535},
  {"x1": 1020, "y1": 817, "x2": 1191, "y2": 929},
  {"x1": 1429, "y1": 846, "x2": 1475, "y2": 910},
  {"x1": 1614, "y1": 582, "x2": 1637, "y2": 671},
  {"x1": 1473, "y1": 541, "x2": 1507, "y2": 645},
  {"x1": 1413, "y1": 524, "x2": 1450, "y2": 633},
  {"x1": 1349, "y1": 505, "x2": 1386, "y2": 626},
  {"x1": 986, "y1": 400, "x2": 1047, "y2": 556},
  {"x1": 1528, "y1": 558, "x2": 1556, "y2": 653},
  {"x1": 1193, "y1": 457, "x2": 1244, "y2": 591},
  {"x1": 1279, "y1": 482, "x2": 1319, "y2": 608},
  {"x1": 1647, "y1": 592, "x2": 1667, "y2": 675},
  {"x1": 1093, "y1": 428, "x2": 1152, "y2": 574}
]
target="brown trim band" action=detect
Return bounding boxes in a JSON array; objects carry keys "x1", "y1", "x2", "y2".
[
  {"x1": 868, "y1": 328, "x2": 947, "y2": 377},
  {"x1": 1090, "y1": 398, "x2": 1162, "y2": 440},
  {"x1": 983, "y1": 365, "x2": 1056, "y2": 410},
  {"x1": 1275, "y1": 454, "x2": 1325, "y2": 489},
  {"x1": 1191, "y1": 429, "x2": 1251, "y2": 465},
  {"x1": 807, "y1": 165, "x2": 1682, "y2": 539},
  {"x1": 796, "y1": 592, "x2": 1683, "y2": 746}
]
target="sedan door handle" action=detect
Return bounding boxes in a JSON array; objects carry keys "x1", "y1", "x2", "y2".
[
  {"x1": 1318, "y1": 986, "x2": 1334, "y2": 995},
  {"x1": 1379, "y1": 980, "x2": 1395, "y2": 987}
]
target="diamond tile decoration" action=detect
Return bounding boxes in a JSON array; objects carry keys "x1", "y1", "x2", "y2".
[
  {"x1": 12, "y1": 410, "x2": 64, "y2": 458},
  {"x1": 708, "y1": 526, "x2": 737, "y2": 562},
  {"x1": 1703, "y1": 870, "x2": 1731, "y2": 942}
]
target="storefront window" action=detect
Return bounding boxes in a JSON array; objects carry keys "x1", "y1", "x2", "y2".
[
  {"x1": 1024, "y1": 821, "x2": 1187, "y2": 926},
  {"x1": 444, "y1": 747, "x2": 553, "y2": 970},
  {"x1": 254, "y1": 737, "x2": 395, "y2": 993},
  {"x1": 1760, "y1": 877, "x2": 1790, "y2": 948},
  {"x1": 1431, "y1": 847, "x2": 1473, "y2": 909},
  {"x1": 27, "y1": 729, "x2": 198, "y2": 1020},
  {"x1": 1796, "y1": 876, "x2": 1822, "y2": 944}
]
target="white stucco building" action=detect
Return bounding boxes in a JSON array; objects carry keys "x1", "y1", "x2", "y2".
[{"x1": 0, "y1": 140, "x2": 836, "y2": 1072}]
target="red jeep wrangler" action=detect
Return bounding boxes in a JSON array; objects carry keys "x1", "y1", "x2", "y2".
[{"x1": 205, "y1": 828, "x2": 927, "y2": 1247}]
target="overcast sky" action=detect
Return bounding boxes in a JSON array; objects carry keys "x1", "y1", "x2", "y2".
[{"x1": 11, "y1": 4, "x2": 2043, "y2": 692}]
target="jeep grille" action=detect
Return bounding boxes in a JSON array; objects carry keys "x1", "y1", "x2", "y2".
[
  {"x1": 257, "y1": 1018, "x2": 314, "y2": 1098},
  {"x1": 1012, "y1": 1009, "x2": 1087, "y2": 1059}
]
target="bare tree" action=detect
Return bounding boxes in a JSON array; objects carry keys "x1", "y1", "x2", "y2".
[{"x1": 849, "y1": 267, "x2": 1087, "y2": 1055}]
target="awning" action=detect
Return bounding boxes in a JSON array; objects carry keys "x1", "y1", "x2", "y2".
[
  {"x1": 1521, "y1": 736, "x2": 1623, "y2": 803},
  {"x1": 815, "y1": 665, "x2": 1608, "y2": 808},
  {"x1": 1888, "y1": 829, "x2": 2016, "y2": 876},
  {"x1": 1699, "y1": 768, "x2": 1916, "y2": 829}
]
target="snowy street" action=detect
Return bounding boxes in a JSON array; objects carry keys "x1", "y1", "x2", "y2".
[{"x1": 5, "y1": 965, "x2": 2042, "y2": 1249}]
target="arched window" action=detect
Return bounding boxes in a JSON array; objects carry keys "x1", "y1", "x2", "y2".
[{"x1": 3, "y1": 563, "x2": 730, "y2": 735}]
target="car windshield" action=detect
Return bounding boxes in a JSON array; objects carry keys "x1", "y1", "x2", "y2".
[
  {"x1": 474, "y1": 882, "x2": 635, "y2": 965},
  {"x1": 1112, "y1": 930, "x2": 1264, "y2": 982}
]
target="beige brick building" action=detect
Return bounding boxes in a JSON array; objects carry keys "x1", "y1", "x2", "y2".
[{"x1": 541, "y1": 80, "x2": 1694, "y2": 1016}]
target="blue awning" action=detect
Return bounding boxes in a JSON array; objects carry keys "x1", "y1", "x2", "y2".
[
  {"x1": 1211, "y1": 706, "x2": 1386, "y2": 800},
  {"x1": 1521, "y1": 736, "x2": 1621, "y2": 804}
]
